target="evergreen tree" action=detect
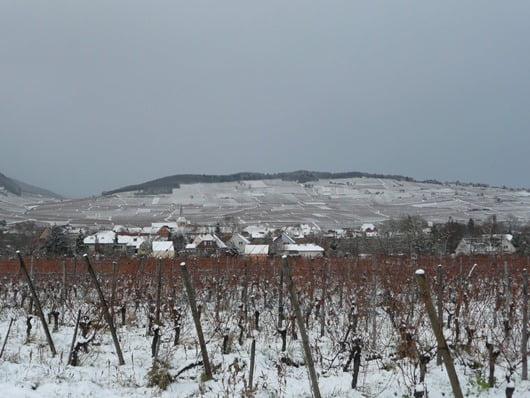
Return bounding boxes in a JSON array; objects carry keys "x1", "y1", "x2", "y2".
[{"x1": 44, "y1": 225, "x2": 69, "y2": 255}]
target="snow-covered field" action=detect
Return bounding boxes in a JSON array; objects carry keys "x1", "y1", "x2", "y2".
[
  {"x1": 1, "y1": 257, "x2": 529, "y2": 397},
  {"x1": 3, "y1": 177, "x2": 530, "y2": 229}
]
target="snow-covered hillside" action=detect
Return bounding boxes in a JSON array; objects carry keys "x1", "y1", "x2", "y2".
[{"x1": 2, "y1": 177, "x2": 530, "y2": 229}]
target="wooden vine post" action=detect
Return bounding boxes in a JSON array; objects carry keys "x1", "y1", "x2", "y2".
[
  {"x1": 436, "y1": 264, "x2": 444, "y2": 366},
  {"x1": 0, "y1": 318, "x2": 14, "y2": 359},
  {"x1": 282, "y1": 256, "x2": 322, "y2": 398},
  {"x1": 248, "y1": 335, "x2": 256, "y2": 392},
  {"x1": 67, "y1": 309, "x2": 82, "y2": 365},
  {"x1": 152, "y1": 258, "x2": 163, "y2": 359},
  {"x1": 84, "y1": 254, "x2": 125, "y2": 365},
  {"x1": 522, "y1": 268, "x2": 528, "y2": 381},
  {"x1": 61, "y1": 257, "x2": 67, "y2": 324},
  {"x1": 370, "y1": 256, "x2": 377, "y2": 348},
  {"x1": 415, "y1": 269, "x2": 462, "y2": 398},
  {"x1": 179, "y1": 261, "x2": 213, "y2": 381},
  {"x1": 17, "y1": 251, "x2": 56, "y2": 356},
  {"x1": 278, "y1": 260, "x2": 285, "y2": 329},
  {"x1": 110, "y1": 261, "x2": 118, "y2": 319},
  {"x1": 320, "y1": 261, "x2": 327, "y2": 338}
]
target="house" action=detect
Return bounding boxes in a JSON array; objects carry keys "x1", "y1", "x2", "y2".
[
  {"x1": 271, "y1": 232, "x2": 295, "y2": 255},
  {"x1": 455, "y1": 234, "x2": 516, "y2": 256},
  {"x1": 83, "y1": 230, "x2": 117, "y2": 254},
  {"x1": 243, "y1": 225, "x2": 270, "y2": 240},
  {"x1": 117, "y1": 235, "x2": 147, "y2": 255},
  {"x1": 282, "y1": 243, "x2": 324, "y2": 258},
  {"x1": 360, "y1": 223, "x2": 378, "y2": 237},
  {"x1": 244, "y1": 244, "x2": 269, "y2": 256},
  {"x1": 285, "y1": 224, "x2": 317, "y2": 239},
  {"x1": 228, "y1": 233, "x2": 251, "y2": 254},
  {"x1": 152, "y1": 241, "x2": 175, "y2": 258},
  {"x1": 190, "y1": 233, "x2": 227, "y2": 256},
  {"x1": 271, "y1": 232, "x2": 324, "y2": 258},
  {"x1": 271, "y1": 232, "x2": 296, "y2": 254}
]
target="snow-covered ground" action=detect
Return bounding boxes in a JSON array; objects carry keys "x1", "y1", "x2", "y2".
[
  {"x1": 2, "y1": 177, "x2": 530, "y2": 229},
  {"x1": 1, "y1": 258, "x2": 530, "y2": 397}
]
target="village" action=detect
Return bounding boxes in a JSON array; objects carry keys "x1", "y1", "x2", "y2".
[{"x1": 2, "y1": 208, "x2": 516, "y2": 260}]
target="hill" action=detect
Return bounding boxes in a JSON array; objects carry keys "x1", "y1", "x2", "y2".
[
  {"x1": 102, "y1": 170, "x2": 417, "y2": 195},
  {"x1": 0, "y1": 172, "x2": 62, "y2": 198}
]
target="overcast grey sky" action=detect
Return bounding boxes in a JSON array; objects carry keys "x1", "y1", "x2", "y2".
[{"x1": 2, "y1": 1, "x2": 530, "y2": 198}]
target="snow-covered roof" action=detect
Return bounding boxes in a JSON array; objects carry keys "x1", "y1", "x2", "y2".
[
  {"x1": 193, "y1": 234, "x2": 227, "y2": 248},
  {"x1": 361, "y1": 223, "x2": 376, "y2": 232},
  {"x1": 243, "y1": 225, "x2": 270, "y2": 239},
  {"x1": 83, "y1": 230, "x2": 116, "y2": 245},
  {"x1": 274, "y1": 233, "x2": 296, "y2": 244},
  {"x1": 185, "y1": 243, "x2": 197, "y2": 250},
  {"x1": 152, "y1": 241, "x2": 174, "y2": 252},
  {"x1": 112, "y1": 225, "x2": 128, "y2": 233},
  {"x1": 117, "y1": 235, "x2": 146, "y2": 249},
  {"x1": 232, "y1": 233, "x2": 250, "y2": 245},
  {"x1": 284, "y1": 244, "x2": 324, "y2": 252},
  {"x1": 244, "y1": 245, "x2": 269, "y2": 255}
]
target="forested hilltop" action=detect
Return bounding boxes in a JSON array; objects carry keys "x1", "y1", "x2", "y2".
[{"x1": 103, "y1": 170, "x2": 424, "y2": 195}]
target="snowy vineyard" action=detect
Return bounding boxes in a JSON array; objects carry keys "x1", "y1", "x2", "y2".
[{"x1": 0, "y1": 254, "x2": 529, "y2": 397}]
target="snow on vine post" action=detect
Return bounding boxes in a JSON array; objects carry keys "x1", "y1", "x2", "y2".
[
  {"x1": 415, "y1": 268, "x2": 463, "y2": 398},
  {"x1": 282, "y1": 255, "x2": 322, "y2": 398},
  {"x1": 17, "y1": 251, "x2": 57, "y2": 357},
  {"x1": 83, "y1": 254, "x2": 125, "y2": 365},
  {"x1": 179, "y1": 261, "x2": 213, "y2": 381}
]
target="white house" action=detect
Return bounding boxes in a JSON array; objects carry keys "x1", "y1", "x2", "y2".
[
  {"x1": 82, "y1": 230, "x2": 118, "y2": 254},
  {"x1": 117, "y1": 235, "x2": 146, "y2": 254},
  {"x1": 190, "y1": 234, "x2": 227, "y2": 255},
  {"x1": 83, "y1": 230, "x2": 116, "y2": 245},
  {"x1": 228, "y1": 233, "x2": 251, "y2": 254},
  {"x1": 283, "y1": 243, "x2": 324, "y2": 258},
  {"x1": 243, "y1": 225, "x2": 270, "y2": 240},
  {"x1": 152, "y1": 241, "x2": 175, "y2": 258},
  {"x1": 360, "y1": 223, "x2": 378, "y2": 237}
]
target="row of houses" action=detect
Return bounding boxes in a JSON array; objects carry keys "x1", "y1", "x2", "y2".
[
  {"x1": 454, "y1": 234, "x2": 516, "y2": 256},
  {"x1": 82, "y1": 224, "x2": 325, "y2": 259},
  {"x1": 72, "y1": 212, "x2": 518, "y2": 258}
]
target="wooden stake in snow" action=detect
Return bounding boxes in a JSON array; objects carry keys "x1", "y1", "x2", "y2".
[
  {"x1": 0, "y1": 318, "x2": 14, "y2": 359},
  {"x1": 320, "y1": 262, "x2": 327, "y2": 338},
  {"x1": 179, "y1": 261, "x2": 213, "y2": 381},
  {"x1": 282, "y1": 256, "x2": 321, "y2": 398},
  {"x1": 67, "y1": 309, "x2": 81, "y2": 365},
  {"x1": 436, "y1": 264, "x2": 443, "y2": 366},
  {"x1": 152, "y1": 258, "x2": 163, "y2": 359},
  {"x1": 370, "y1": 256, "x2": 377, "y2": 348},
  {"x1": 415, "y1": 269, "x2": 462, "y2": 398},
  {"x1": 278, "y1": 261, "x2": 285, "y2": 329},
  {"x1": 522, "y1": 268, "x2": 528, "y2": 381},
  {"x1": 61, "y1": 258, "x2": 67, "y2": 325},
  {"x1": 248, "y1": 334, "x2": 256, "y2": 392},
  {"x1": 84, "y1": 254, "x2": 125, "y2": 365},
  {"x1": 17, "y1": 252, "x2": 56, "y2": 357},
  {"x1": 110, "y1": 261, "x2": 118, "y2": 320}
]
